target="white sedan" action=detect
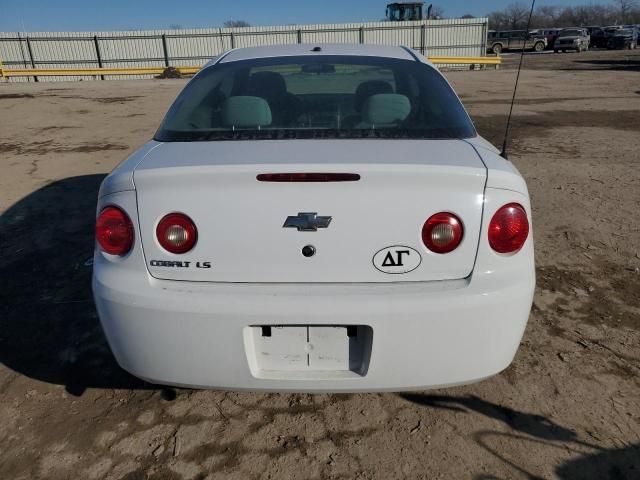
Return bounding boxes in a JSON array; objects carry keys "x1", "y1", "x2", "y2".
[{"x1": 92, "y1": 44, "x2": 535, "y2": 392}]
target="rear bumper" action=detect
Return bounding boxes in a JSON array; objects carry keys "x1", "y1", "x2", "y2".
[{"x1": 93, "y1": 263, "x2": 534, "y2": 392}]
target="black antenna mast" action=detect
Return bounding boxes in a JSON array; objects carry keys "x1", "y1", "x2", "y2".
[{"x1": 501, "y1": 0, "x2": 537, "y2": 159}]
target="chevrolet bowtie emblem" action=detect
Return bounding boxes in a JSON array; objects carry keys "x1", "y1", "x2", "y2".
[{"x1": 283, "y1": 212, "x2": 332, "y2": 232}]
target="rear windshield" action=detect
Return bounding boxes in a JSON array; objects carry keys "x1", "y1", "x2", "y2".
[{"x1": 154, "y1": 55, "x2": 476, "y2": 142}]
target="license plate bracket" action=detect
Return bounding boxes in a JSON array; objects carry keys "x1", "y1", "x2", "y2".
[{"x1": 247, "y1": 325, "x2": 372, "y2": 375}]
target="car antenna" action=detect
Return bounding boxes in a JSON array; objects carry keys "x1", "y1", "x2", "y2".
[{"x1": 501, "y1": 0, "x2": 537, "y2": 160}]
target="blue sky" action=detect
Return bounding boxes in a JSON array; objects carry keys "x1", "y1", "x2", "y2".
[{"x1": 1, "y1": 0, "x2": 595, "y2": 32}]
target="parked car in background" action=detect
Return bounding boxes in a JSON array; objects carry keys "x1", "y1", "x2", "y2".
[
  {"x1": 529, "y1": 28, "x2": 561, "y2": 49},
  {"x1": 603, "y1": 26, "x2": 624, "y2": 36},
  {"x1": 488, "y1": 30, "x2": 547, "y2": 54},
  {"x1": 602, "y1": 26, "x2": 623, "y2": 47},
  {"x1": 554, "y1": 28, "x2": 590, "y2": 52},
  {"x1": 586, "y1": 27, "x2": 608, "y2": 48},
  {"x1": 607, "y1": 28, "x2": 638, "y2": 49}
]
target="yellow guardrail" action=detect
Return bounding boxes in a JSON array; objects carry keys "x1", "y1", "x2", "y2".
[
  {"x1": 429, "y1": 56, "x2": 502, "y2": 65},
  {"x1": 0, "y1": 57, "x2": 500, "y2": 78},
  {"x1": 0, "y1": 65, "x2": 200, "y2": 77}
]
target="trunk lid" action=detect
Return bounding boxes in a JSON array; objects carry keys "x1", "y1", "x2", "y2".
[{"x1": 134, "y1": 140, "x2": 486, "y2": 283}]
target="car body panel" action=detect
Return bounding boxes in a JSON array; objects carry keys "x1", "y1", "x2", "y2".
[
  {"x1": 98, "y1": 141, "x2": 161, "y2": 197},
  {"x1": 203, "y1": 43, "x2": 417, "y2": 69},
  {"x1": 464, "y1": 137, "x2": 529, "y2": 193},
  {"x1": 133, "y1": 139, "x2": 487, "y2": 283}
]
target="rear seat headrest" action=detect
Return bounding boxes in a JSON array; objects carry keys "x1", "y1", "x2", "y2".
[
  {"x1": 221, "y1": 96, "x2": 272, "y2": 128},
  {"x1": 354, "y1": 80, "x2": 393, "y2": 112},
  {"x1": 248, "y1": 71, "x2": 287, "y2": 98},
  {"x1": 361, "y1": 94, "x2": 411, "y2": 126}
]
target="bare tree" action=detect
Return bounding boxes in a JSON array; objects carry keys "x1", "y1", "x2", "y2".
[
  {"x1": 533, "y1": 5, "x2": 559, "y2": 27},
  {"x1": 488, "y1": 11, "x2": 509, "y2": 30},
  {"x1": 615, "y1": 0, "x2": 637, "y2": 16},
  {"x1": 489, "y1": 2, "x2": 531, "y2": 29},
  {"x1": 223, "y1": 20, "x2": 251, "y2": 28},
  {"x1": 488, "y1": 2, "x2": 639, "y2": 30},
  {"x1": 168, "y1": 24, "x2": 183, "y2": 30},
  {"x1": 505, "y1": 2, "x2": 531, "y2": 29},
  {"x1": 613, "y1": 0, "x2": 638, "y2": 23}
]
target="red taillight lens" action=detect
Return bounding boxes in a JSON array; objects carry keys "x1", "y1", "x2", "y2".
[
  {"x1": 96, "y1": 206, "x2": 134, "y2": 256},
  {"x1": 156, "y1": 213, "x2": 198, "y2": 254},
  {"x1": 422, "y1": 212, "x2": 464, "y2": 254},
  {"x1": 488, "y1": 203, "x2": 529, "y2": 254}
]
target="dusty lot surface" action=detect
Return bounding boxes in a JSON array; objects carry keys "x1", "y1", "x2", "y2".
[{"x1": 1, "y1": 49, "x2": 639, "y2": 479}]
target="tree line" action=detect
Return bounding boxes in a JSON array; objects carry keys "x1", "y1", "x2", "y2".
[
  {"x1": 190, "y1": 2, "x2": 640, "y2": 31},
  {"x1": 487, "y1": 1, "x2": 640, "y2": 30}
]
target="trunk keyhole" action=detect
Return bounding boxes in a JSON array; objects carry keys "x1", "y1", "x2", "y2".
[{"x1": 302, "y1": 245, "x2": 316, "y2": 258}]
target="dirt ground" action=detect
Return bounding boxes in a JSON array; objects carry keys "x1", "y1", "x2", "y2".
[{"x1": 1, "y1": 49, "x2": 639, "y2": 480}]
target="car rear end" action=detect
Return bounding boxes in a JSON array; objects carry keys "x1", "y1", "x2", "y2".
[{"x1": 92, "y1": 46, "x2": 535, "y2": 392}]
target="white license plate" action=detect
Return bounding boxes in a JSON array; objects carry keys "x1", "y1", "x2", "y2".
[{"x1": 250, "y1": 326, "x2": 357, "y2": 372}]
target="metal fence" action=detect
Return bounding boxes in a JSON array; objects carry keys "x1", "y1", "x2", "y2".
[{"x1": 0, "y1": 18, "x2": 488, "y2": 82}]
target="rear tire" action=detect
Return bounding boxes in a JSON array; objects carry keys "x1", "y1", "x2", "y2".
[
  {"x1": 534, "y1": 42, "x2": 545, "y2": 53},
  {"x1": 492, "y1": 44, "x2": 503, "y2": 55}
]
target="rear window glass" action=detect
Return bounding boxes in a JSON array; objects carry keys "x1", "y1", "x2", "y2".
[
  {"x1": 249, "y1": 63, "x2": 397, "y2": 95},
  {"x1": 155, "y1": 55, "x2": 475, "y2": 142}
]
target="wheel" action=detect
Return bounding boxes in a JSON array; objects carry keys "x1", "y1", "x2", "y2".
[
  {"x1": 492, "y1": 44, "x2": 503, "y2": 55},
  {"x1": 533, "y1": 42, "x2": 545, "y2": 53}
]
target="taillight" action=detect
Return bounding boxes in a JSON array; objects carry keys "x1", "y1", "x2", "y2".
[
  {"x1": 422, "y1": 212, "x2": 464, "y2": 254},
  {"x1": 488, "y1": 203, "x2": 529, "y2": 254},
  {"x1": 156, "y1": 213, "x2": 198, "y2": 254},
  {"x1": 96, "y1": 206, "x2": 134, "y2": 256}
]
